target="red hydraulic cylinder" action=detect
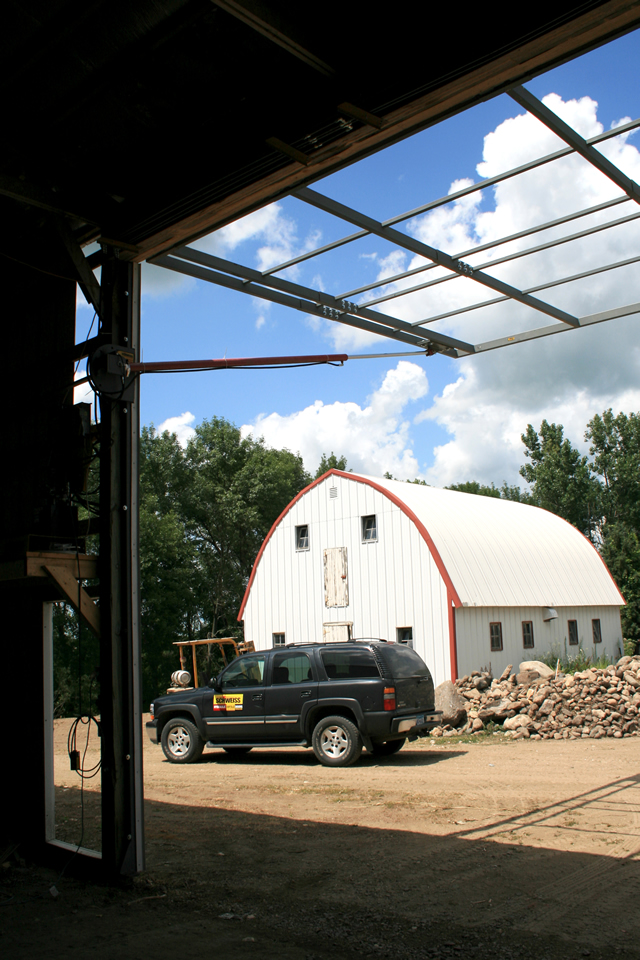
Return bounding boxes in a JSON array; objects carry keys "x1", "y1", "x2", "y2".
[{"x1": 129, "y1": 354, "x2": 348, "y2": 373}]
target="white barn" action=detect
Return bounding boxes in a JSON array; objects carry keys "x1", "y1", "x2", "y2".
[{"x1": 238, "y1": 469, "x2": 625, "y2": 684}]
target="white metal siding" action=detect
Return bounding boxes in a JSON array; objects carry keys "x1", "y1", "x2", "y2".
[
  {"x1": 455, "y1": 605, "x2": 624, "y2": 678},
  {"x1": 242, "y1": 473, "x2": 451, "y2": 684}
]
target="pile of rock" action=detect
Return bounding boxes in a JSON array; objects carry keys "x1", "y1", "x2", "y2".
[{"x1": 432, "y1": 655, "x2": 640, "y2": 740}]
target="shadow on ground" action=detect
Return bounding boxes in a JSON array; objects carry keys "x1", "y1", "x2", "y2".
[
  {"x1": 3, "y1": 770, "x2": 640, "y2": 960},
  {"x1": 195, "y1": 748, "x2": 468, "y2": 768}
]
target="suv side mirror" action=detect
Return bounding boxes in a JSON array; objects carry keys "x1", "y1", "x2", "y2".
[{"x1": 209, "y1": 675, "x2": 222, "y2": 692}]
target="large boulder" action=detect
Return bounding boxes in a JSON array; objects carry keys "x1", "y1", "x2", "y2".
[
  {"x1": 435, "y1": 681, "x2": 467, "y2": 727},
  {"x1": 516, "y1": 669, "x2": 540, "y2": 686},
  {"x1": 478, "y1": 699, "x2": 512, "y2": 723},
  {"x1": 504, "y1": 715, "x2": 530, "y2": 730},
  {"x1": 519, "y1": 660, "x2": 555, "y2": 680}
]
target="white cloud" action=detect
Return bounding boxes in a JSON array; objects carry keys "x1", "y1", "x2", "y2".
[
  {"x1": 73, "y1": 367, "x2": 95, "y2": 419},
  {"x1": 198, "y1": 202, "x2": 321, "y2": 276},
  {"x1": 157, "y1": 411, "x2": 196, "y2": 447},
  {"x1": 141, "y1": 261, "x2": 196, "y2": 299},
  {"x1": 241, "y1": 361, "x2": 429, "y2": 479}
]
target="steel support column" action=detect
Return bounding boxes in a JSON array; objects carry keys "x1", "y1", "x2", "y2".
[{"x1": 98, "y1": 251, "x2": 144, "y2": 876}]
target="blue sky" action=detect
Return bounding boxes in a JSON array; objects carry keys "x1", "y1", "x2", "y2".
[{"x1": 77, "y1": 28, "x2": 640, "y2": 487}]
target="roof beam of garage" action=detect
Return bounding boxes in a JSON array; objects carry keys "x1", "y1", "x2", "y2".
[
  {"x1": 292, "y1": 186, "x2": 580, "y2": 327},
  {"x1": 508, "y1": 85, "x2": 640, "y2": 205},
  {"x1": 475, "y1": 301, "x2": 640, "y2": 353},
  {"x1": 151, "y1": 251, "x2": 475, "y2": 355}
]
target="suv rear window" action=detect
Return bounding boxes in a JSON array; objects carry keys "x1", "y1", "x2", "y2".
[
  {"x1": 320, "y1": 649, "x2": 380, "y2": 680},
  {"x1": 376, "y1": 645, "x2": 430, "y2": 678}
]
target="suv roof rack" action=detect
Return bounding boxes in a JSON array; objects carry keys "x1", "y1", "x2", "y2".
[{"x1": 280, "y1": 638, "x2": 389, "y2": 649}]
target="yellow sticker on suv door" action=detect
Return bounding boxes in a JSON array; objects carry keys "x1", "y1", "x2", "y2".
[{"x1": 213, "y1": 694, "x2": 244, "y2": 712}]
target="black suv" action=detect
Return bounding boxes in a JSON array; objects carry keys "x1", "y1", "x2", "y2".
[{"x1": 146, "y1": 640, "x2": 441, "y2": 767}]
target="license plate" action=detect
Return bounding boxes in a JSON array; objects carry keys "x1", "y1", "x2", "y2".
[{"x1": 416, "y1": 714, "x2": 425, "y2": 725}]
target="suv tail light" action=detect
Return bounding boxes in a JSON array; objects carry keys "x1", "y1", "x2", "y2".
[{"x1": 383, "y1": 687, "x2": 396, "y2": 711}]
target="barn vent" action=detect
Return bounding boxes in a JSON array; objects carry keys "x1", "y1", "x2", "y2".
[{"x1": 329, "y1": 487, "x2": 338, "y2": 499}]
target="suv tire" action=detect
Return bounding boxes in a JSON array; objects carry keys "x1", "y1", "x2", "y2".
[
  {"x1": 161, "y1": 718, "x2": 204, "y2": 764},
  {"x1": 370, "y1": 738, "x2": 406, "y2": 756},
  {"x1": 312, "y1": 715, "x2": 362, "y2": 767}
]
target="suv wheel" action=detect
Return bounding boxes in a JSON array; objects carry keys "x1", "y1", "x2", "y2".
[
  {"x1": 161, "y1": 718, "x2": 204, "y2": 764},
  {"x1": 370, "y1": 738, "x2": 406, "y2": 757},
  {"x1": 312, "y1": 716, "x2": 362, "y2": 767}
]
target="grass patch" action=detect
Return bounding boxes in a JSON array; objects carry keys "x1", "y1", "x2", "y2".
[{"x1": 538, "y1": 642, "x2": 613, "y2": 674}]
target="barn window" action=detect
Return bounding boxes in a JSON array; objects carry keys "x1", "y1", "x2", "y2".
[
  {"x1": 396, "y1": 627, "x2": 413, "y2": 644},
  {"x1": 490, "y1": 622, "x2": 503, "y2": 652},
  {"x1": 592, "y1": 619, "x2": 602, "y2": 644},
  {"x1": 295, "y1": 524, "x2": 309, "y2": 551},
  {"x1": 568, "y1": 620, "x2": 579, "y2": 645},
  {"x1": 272, "y1": 633, "x2": 285, "y2": 647},
  {"x1": 361, "y1": 515, "x2": 377, "y2": 542},
  {"x1": 522, "y1": 621, "x2": 534, "y2": 649}
]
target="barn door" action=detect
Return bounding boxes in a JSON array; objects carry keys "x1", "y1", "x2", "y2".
[{"x1": 324, "y1": 547, "x2": 348, "y2": 607}]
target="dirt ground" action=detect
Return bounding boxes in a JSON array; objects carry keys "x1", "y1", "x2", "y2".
[{"x1": 3, "y1": 718, "x2": 640, "y2": 960}]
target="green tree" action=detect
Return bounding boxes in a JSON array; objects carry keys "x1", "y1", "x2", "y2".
[
  {"x1": 585, "y1": 410, "x2": 640, "y2": 530},
  {"x1": 500, "y1": 483, "x2": 535, "y2": 504},
  {"x1": 446, "y1": 480, "x2": 502, "y2": 498},
  {"x1": 315, "y1": 452, "x2": 348, "y2": 478},
  {"x1": 586, "y1": 410, "x2": 640, "y2": 639},
  {"x1": 139, "y1": 426, "x2": 200, "y2": 701},
  {"x1": 519, "y1": 420, "x2": 601, "y2": 540},
  {"x1": 52, "y1": 603, "x2": 100, "y2": 718},
  {"x1": 139, "y1": 419, "x2": 312, "y2": 699}
]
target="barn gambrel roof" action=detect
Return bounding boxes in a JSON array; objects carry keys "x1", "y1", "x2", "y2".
[{"x1": 239, "y1": 469, "x2": 624, "y2": 618}]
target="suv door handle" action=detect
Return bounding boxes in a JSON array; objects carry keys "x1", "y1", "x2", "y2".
[
  {"x1": 300, "y1": 690, "x2": 312, "y2": 698},
  {"x1": 252, "y1": 694, "x2": 263, "y2": 702}
]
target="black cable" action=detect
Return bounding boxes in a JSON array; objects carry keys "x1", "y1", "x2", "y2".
[
  {"x1": 74, "y1": 311, "x2": 97, "y2": 379},
  {"x1": 87, "y1": 368, "x2": 139, "y2": 401}
]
